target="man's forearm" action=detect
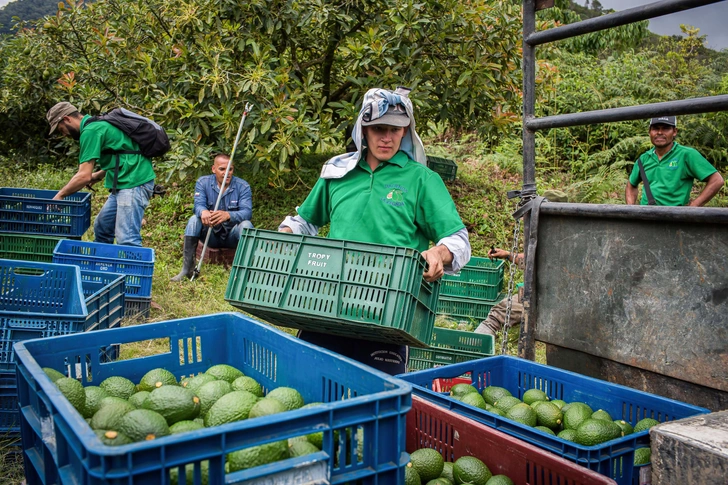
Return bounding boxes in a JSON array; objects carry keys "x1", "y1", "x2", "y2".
[
  {"x1": 625, "y1": 183, "x2": 639, "y2": 205},
  {"x1": 56, "y1": 171, "x2": 93, "y2": 199},
  {"x1": 690, "y1": 172, "x2": 724, "y2": 207}
]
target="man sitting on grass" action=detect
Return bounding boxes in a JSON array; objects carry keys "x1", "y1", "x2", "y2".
[{"x1": 171, "y1": 153, "x2": 253, "y2": 281}]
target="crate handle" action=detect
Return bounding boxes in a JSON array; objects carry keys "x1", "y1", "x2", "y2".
[{"x1": 11, "y1": 267, "x2": 46, "y2": 277}]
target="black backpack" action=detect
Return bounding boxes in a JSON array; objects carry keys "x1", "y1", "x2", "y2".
[
  {"x1": 88, "y1": 108, "x2": 170, "y2": 158},
  {"x1": 86, "y1": 108, "x2": 170, "y2": 193}
]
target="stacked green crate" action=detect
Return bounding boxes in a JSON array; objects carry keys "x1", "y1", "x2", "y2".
[
  {"x1": 426, "y1": 156, "x2": 458, "y2": 182},
  {"x1": 437, "y1": 256, "x2": 506, "y2": 320},
  {"x1": 0, "y1": 233, "x2": 62, "y2": 262},
  {"x1": 408, "y1": 327, "x2": 495, "y2": 371}
]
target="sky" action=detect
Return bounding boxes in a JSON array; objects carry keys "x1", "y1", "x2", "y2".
[
  {"x1": 1, "y1": 0, "x2": 726, "y2": 49},
  {"x1": 590, "y1": 0, "x2": 728, "y2": 50}
]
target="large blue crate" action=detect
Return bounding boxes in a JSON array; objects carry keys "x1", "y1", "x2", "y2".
[
  {"x1": 0, "y1": 260, "x2": 88, "y2": 372},
  {"x1": 53, "y1": 239, "x2": 155, "y2": 298},
  {"x1": 0, "y1": 264, "x2": 126, "y2": 441},
  {"x1": 397, "y1": 355, "x2": 710, "y2": 485},
  {"x1": 80, "y1": 270, "x2": 126, "y2": 333},
  {"x1": 0, "y1": 188, "x2": 91, "y2": 237},
  {"x1": 0, "y1": 371, "x2": 17, "y2": 437},
  {"x1": 13, "y1": 312, "x2": 412, "y2": 485}
]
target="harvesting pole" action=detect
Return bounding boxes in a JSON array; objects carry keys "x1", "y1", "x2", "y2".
[{"x1": 191, "y1": 103, "x2": 253, "y2": 281}]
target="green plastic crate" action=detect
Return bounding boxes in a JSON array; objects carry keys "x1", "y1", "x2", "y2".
[
  {"x1": 408, "y1": 327, "x2": 494, "y2": 371},
  {"x1": 436, "y1": 293, "x2": 506, "y2": 321},
  {"x1": 443, "y1": 256, "x2": 505, "y2": 286},
  {"x1": 225, "y1": 229, "x2": 439, "y2": 348},
  {"x1": 426, "y1": 156, "x2": 458, "y2": 181},
  {"x1": 0, "y1": 234, "x2": 62, "y2": 262},
  {"x1": 440, "y1": 276, "x2": 504, "y2": 300}
]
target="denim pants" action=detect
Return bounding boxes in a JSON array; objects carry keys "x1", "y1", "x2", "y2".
[
  {"x1": 184, "y1": 215, "x2": 253, "y2": 248},
  {"x1": 94, "y1": 181, "x2": 154, "y2": 247}
]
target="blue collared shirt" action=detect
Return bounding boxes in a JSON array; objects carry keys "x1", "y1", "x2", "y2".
[{"x1": 194, "y1": 174, "x2": 252, "y2": 224}]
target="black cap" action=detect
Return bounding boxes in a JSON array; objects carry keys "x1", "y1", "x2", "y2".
[{"x1": 649, "y1": 116, "x2": 677, "y2": 127}]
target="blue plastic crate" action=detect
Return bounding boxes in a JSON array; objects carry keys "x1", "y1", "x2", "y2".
[
  {"x1": 0, "y1": 264, "x2": 125, "y2": 439},
  {"x1": 397, "y1": 355, "x2": 709, "y2": 485},
  {"x1": 0, "y1": 371, "x2": 18, "y2": 441},
  {"x1": 80, "y1": 270, "x2": 125, "y2": 362},
  {"x1": 80, "y1": 270, "x2": 126, "y2": 332},
  {"x1": 0, "y1": 260, "x2": 88, "y2": 372},
  {"x1": 13, "y1": 312, "x2": 411, "y2": 485},
  {"x1": 0, "y1": 188, "x2": 91, "y2": 237},
  {"x1": 124, "y1": 295, "x2": 151, "y2": 321},
  {"x1": 53, "y1": 239, "x2": 155, "y2": 298}
]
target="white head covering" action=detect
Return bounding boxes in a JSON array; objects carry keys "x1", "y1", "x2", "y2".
[{"x1": 320, "y1": 87, "x2": 427, "y2": 179}]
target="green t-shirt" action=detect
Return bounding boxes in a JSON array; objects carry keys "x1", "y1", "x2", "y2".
[
  {"x1": 628, "y1": 142, "x2": 716, "y2": 206},
  {"x1": 79, "y1": 115, "x2": 156, "y2": 189},
  {"x1": 297, "y1": 151, "x2": 465, "y2": 252}
]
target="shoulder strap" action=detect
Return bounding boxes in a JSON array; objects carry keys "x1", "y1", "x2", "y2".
[
  {"x1": 636, "y1": 157, "x2": 656, "y2": 206},
  {"x1": 101, "y1": 149, "x2": 141, "y2": 193}
]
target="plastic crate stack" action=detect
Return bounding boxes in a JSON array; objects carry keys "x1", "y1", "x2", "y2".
[
  {"x1": 0, "y1": 260, "x2": 125, "y2": 441},
  {"x1": 225, "y1": 229, "x2": 439, "y2": 348},
  {"x1": 437, "y1": 255, "x2": 506, "y2": 322},
  {"x1": 0, "y1": 187, "x2": 93, "y2": 262},
  {"x1": 408, "y1": 326, "x2": 495, "y2": 371},
  {"x1": 53, "y1": 239, "x2": 155, "y2": 320},
  {"x1": 0, "y1": 188, "x2": 91, "y2": 240},
  {"x1": 14, "y1": 312, "x2": 412, "y2": 484},
  {"x1": 426, "y1": 155, "x2": 458, "y2": 182},
  {"x1": 398, "y1": 355, "x2": 711, "y2": 485}
]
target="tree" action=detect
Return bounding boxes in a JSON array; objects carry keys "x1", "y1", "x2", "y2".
[{"x1": 0, "y1": 0, "x2": 523, "y2": 184}]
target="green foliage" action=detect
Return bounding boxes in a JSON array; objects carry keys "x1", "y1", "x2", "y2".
[
  {"x1": 540, "y1": 1, "x2": 649, "y2": 56},
  {"x1": 536, "y1": 25, "x2": 728, "y2": 177},
  {"x1": 0, "y1": 0, "x2": 522, "y2": 184}
]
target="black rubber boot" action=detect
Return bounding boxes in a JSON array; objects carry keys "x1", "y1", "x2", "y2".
[{"x1": 170, "y1": 236, "x2": 199, "y2": 281}]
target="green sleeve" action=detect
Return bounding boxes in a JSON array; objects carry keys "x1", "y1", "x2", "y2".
[
  {"x1": 685, "y1": 149, "x2": 717, "y2": 182},
  {"x1": 78, "y1": 126, "x2": 102, "y2": 165},
  {"x1": 297, "y1": 177, "x2": 332, "y2": 227},
  {"x1": 415, "y1": 171, "x2": 465, "y2": 242},
  {"x1": 628, "y1": 157, "x2": 642, "y2": 187}
]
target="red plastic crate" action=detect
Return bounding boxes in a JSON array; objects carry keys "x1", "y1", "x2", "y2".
[{"x1": 407, "y1": 395, "x2": 616, "y2": 485}]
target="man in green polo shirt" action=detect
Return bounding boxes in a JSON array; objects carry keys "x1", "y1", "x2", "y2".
[
  {"x1": 47, "y1": 102, "x2": 156, "y2": 246},
  {"x1": 626, "y1": 116, "x2": 723, "y2": 206},
  {"x1": 279, "y1": 87, "x2": 471, "y2": 374}
]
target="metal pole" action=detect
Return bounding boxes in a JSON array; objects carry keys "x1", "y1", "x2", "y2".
[
  {"x1": 520, "y1": 0, "x2": 538, "y2": 361},
  {"x1": 191, "y1": 103, "x2": 253, "y2": 281},
  {"x1": 526, "y1": 95, "x2": 728, "y2": 131},
  {"x1": 527, "y1": 0, "x2": 725, "y2": 46},
  {"x1": 539, "y1": 202, "x2": 728, "y2": 223}
]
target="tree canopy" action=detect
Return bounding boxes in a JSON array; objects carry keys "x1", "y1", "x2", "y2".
[
  {"x1": 0, "y1": 0, "x2": 523, "y2": 183},
  {"x1": 0, "y1": 0, "x2": 726, "y2": 190}
]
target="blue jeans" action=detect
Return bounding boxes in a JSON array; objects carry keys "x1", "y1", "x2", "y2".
[
  {"x1": 184, "y1": 215, "x2": 253, "y2": 248},
  {"x1": 94, "y1": 181, "x2": 154, "y2": 247}
]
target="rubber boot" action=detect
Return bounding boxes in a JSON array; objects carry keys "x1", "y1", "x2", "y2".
[{"x1": 170, "y1": 236, "x2": 199, "y2": 281}]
